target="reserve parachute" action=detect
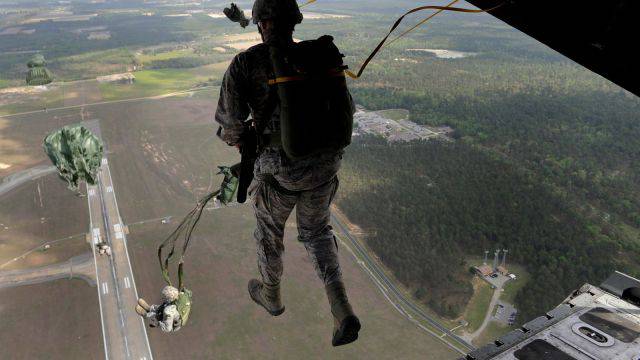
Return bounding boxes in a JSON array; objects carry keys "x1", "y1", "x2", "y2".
[
  {"x1": 43, "y1": 125, "x2": 103, "y2": 192},
  {"x1": 268, "y1": 35, "x2": 354, "y2": 160}
]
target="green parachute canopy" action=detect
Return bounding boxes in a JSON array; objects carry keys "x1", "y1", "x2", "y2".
[
  {"x1": 26, "y1": 54, "x2": 53, "y2": 86},
  {"x1": 43, "y1": 125, "x2": 103, "y2": 191},
  {"x1": 27, "y1": 54, "x2": 47, "y2": 68}
]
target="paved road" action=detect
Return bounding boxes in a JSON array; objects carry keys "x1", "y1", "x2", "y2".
[
  {"x1": 0, "y1": 252, "x2": 95, "y2": 289},
  {"x1": 330, "y1": 212, "x2": 475, "y2": 354},
  {"x1": 0, "y1": 165, "x2": 56, "y2": 197},
  {"x1": 85, "y1": 120, "x2": 153, "y2": 360}
]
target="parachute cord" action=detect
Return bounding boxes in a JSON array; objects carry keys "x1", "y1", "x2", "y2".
[
  {"x1": 384, "y1": 0, "x2": 460, "y2": 49},
  {"x1": 158, "y1": 190, "x2": 220, "y2": 288},
  {"x1": 344, "y1": 2, "x2": 504, "y2": 80}
]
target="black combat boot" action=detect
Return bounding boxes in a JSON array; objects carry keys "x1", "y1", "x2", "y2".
[
  {"x1": 326, "y1": 281, "x2": 361, "y2": 346},
  {"x1": 248, "y1": 279, "x2": 285, "y2": 316}
]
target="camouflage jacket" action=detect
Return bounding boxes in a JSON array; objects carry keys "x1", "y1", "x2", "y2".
[{"x1": 215, "y1": 42, "x2": 350, "y2": 191}]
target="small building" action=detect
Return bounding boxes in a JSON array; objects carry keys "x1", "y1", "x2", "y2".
[
  {"x1": 508, "y1": 273, "x2": 517, "y2": 280},
  {"x1": 473, "y1": 264, "x2": 493, "y2": 277},
  {"x1": 96, "y1": 72, "x2": 135, "y2": 85},
  {"x1": 496, "y1": 265, "x2": 509, "y2": 275}
]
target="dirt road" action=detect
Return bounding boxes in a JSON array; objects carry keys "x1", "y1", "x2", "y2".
[{"x1": 0, "y1": 252, "x2": 94, "y2": 289}]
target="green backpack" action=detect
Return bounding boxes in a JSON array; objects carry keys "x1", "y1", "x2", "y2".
[
  {"x1": 268, "y1": 35, "x2": 354, "y2": 160},
  {"x1": 176, "y1": 288, "x2": 193, "y2": 326}
]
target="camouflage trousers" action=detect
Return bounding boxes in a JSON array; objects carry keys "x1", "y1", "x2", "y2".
[{"x1": 251, "y1": 175, "x2": 343, "y2": 287}]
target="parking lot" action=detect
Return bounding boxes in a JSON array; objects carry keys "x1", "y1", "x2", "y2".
[
  {"x1": 493, "y1": 300, "x2": 518, "y2": 325},
  {"x1": 482, "y1": 272, "x2": 511, "y2": 288}
]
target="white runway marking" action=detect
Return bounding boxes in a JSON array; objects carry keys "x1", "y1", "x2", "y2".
[
  {"x1": 114, "y1": 223, "x2": 121, "y2": 232},
  {"x1": 101, "y1": 158, "x2": 108, "y2": 165},
  {"x1": 124, "y1": 276, "x2": 131, "y2": 289},
  {"x1": 106, "y1": 186, "x2": 113, "y2": 193},
  {"x1": 102, "y1": 282, "x2": 109, "y2": 295},
  {"x1": 88, "y1": 188, "x2": 95, "y2": 196}
]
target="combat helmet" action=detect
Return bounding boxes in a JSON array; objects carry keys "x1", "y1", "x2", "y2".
[{"x1": 252, "y1": 0, "x2": 303, "y2": 25}]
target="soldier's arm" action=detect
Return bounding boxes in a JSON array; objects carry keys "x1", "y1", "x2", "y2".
[{"x1": 215, "y1": 54, "x2": 250, "y2": 146}]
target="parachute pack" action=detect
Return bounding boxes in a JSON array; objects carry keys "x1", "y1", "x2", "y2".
[
  {"x1": 268, "y1": 35, "x2": 354, "y2": 160},
  {"x1": 43, "y1": 125, "x2": 103, "y2": 192}
]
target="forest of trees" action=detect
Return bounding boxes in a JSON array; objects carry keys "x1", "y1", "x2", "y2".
[
  {"x1": 337, "y1": 134, "x2": 631, "y2": 321},
  {"x1": 339, "y1": 61, "x2": 640, "y2": 322},
  {"x1": 331, "y1": 10, "x2": 640, "y2": 322}
]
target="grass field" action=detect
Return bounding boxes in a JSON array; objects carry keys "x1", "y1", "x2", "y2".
[
  {"x1": 500, "y1": 263, "x2": 530, "y2": 304},
  {"x1": 0, "y1": 85, "x2": 66, "y2": 116},
  {"x1": 462, "y1": 277, "x2": 494, "y2": 333},
  {"x1": 92, "y1": 93, "x2": 458, "y2": 359},
  {"x1": 0, "y1": 279, "x2": 103, "y2": 359},
  {"x1": 0, "y1": 79, "x2": 12, "y2": 88},
  {"x1": 375, "y1": 108, "x2": 410, "y2": 121},
  {"x1": 99, "y1": 62, "x2": 228, "y2": 101},
  {"x1": 472, "y1": 321, "x2": 512, "y2": 347},
  {"x1": 136, "y1": 49, "x2": 195, "y2": 63}
]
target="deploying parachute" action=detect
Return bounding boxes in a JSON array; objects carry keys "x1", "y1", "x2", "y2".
[{"x1": 43, "y1": 125, "x2": 103, "y2": 192}]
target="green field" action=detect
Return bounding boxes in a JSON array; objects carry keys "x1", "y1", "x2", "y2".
[
  {"x1": 463, "y1": 277, "x2": 494, "y2": 332},
  {"x1": 99, "y1": 63, "x2": 227, "y2": 100},
  {"x1": 374, "y1": 109, "x2": 409, "y2": 121},
  {"x1": 500, "y1": 264, "x2": 530, "y2": 305},
  {"x1": 473, "y1": 321, "x2": 512, "y2": 347},
  {"x1": 136, "y1": 49, "x2": 195, "y2": 63}
]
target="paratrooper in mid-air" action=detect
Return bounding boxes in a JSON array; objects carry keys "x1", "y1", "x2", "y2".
[{"x1": 217, "y1": 0, "x2": 360, "y2": 346}]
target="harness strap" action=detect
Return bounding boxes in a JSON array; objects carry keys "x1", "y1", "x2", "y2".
[{"x1": 267, "y1": 68, "x2": 347, "y2": 85}]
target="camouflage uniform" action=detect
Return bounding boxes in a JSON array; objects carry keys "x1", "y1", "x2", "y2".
[{"x1": 215, "y1": 43, "x2": 353, "y2": 288}]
